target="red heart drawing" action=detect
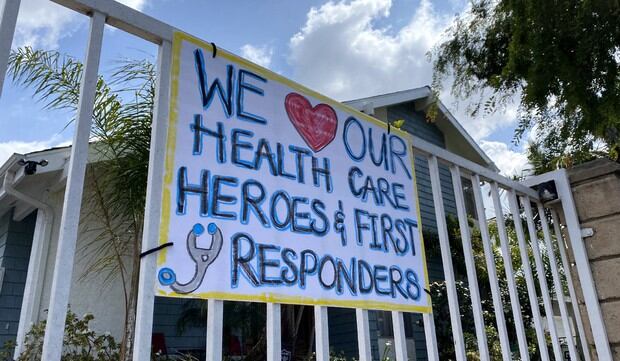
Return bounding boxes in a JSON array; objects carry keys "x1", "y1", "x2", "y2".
[{"x1": 285, "y1": 93, "x2": 338, "y2": 152}]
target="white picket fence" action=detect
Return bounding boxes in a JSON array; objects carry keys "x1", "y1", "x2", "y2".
[{"x1": 0, "y1": 1, "x2": 614, "y2": 360}]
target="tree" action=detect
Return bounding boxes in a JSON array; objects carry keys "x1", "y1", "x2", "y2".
[
  {"x1": 8, "y1": 47, "x2": 155, "y2": 361},
  {"x1": 431, "y1": 0, "x2": 620, "y2": 173}
]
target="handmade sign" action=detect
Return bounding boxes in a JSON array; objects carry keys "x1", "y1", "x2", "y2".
[{"x1": 156, "y1": 31, "x2": 431, "y2": 312}]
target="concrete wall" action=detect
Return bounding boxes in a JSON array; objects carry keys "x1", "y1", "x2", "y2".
[
  {"x1": 0, "y1": 210, "x2": 35, "y2": 347},
  {"x1": 565, "y1": 159, "x2": 620, "y2": 360}
]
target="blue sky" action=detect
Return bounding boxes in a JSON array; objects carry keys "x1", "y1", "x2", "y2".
[{"x1": 0, "y1": 0, "x2": 529, "y2": 176}]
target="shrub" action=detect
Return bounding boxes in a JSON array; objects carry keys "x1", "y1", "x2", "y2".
[{"x1": 1, "y1": 310, "x2": 119, "y2": 361}]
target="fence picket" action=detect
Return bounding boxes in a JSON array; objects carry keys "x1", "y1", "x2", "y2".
[
  {"x1": 0, "y1": 0, "x2": 21, "y2": 96},
  {"x1": 537, "y1": 203, "x2": 580, "y2": 360},
  {"x1": 427, "y1": 155, "x2": 466, "y2": 361},
  {"x1": 521, "y1": 197, "x2": 564, "y2": 360},
  {"x1": 133, "y1": 38, "x2": 172, "y2": 361},
  {"x1": 356, "y1": 309, "x2": 373, "y2": 361},
  {"x1": 449, "y1": 165, "x2": 490, "y2": 361},
  {"x1": 41, "y1": 12, "x2": 106, "y2": 361},
  {"x1": 206, "y1": 299, "x2": 223, "y2": 361},
  {"x1": 507, "y1": 190, "x2": 551, "y2": 361},
  {"x1": 471, "y1": 175, "x2": 512, "y2": 361},
  {"x1": 550, "y1": 210, "x2": 592, "y2": 361},
  {"x1": 314, "y1": 306, "x2": 329, "y2": 361},
  {"x1": 392, "y1": 311, "x2": 409, "y2": 361},
  {"x1": 490, "y1": 182, "x2": 530, "y2": 361},
  {"x1": 423, "y1": 313, "x2": 439, "y2": 361},
  {"x1": 267, "y1": 303, "x2": 282, "y2": 361}
]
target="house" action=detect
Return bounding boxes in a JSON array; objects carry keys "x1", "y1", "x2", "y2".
[{"x1": 0, "y1": 87, "x2": 497, "y2": 360}]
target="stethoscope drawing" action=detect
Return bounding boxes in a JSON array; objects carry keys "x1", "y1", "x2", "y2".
[{"x1": 158, "y1": 222, "x2": 223, "y2": 294}]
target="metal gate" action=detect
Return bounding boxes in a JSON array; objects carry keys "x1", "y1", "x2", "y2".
[{"x1": 0, "y1": 0, "x2": 613, "y2": 360}]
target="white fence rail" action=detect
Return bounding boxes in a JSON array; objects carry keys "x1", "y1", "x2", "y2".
[{"x1": 0, "y1": 0, "x2": 613, "y2": 360}]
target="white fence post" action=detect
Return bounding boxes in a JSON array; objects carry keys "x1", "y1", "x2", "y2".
[
  {"x1": 267, "y1": 303, "x2": 281, "y2": 361},
  {"x1": 490, "y1": 182, "x2": 530, "y2": 361},
  {"x1": 132, "y1": 38, "x2": 172, "y2": 361},
  {"x1": 550, "y1": 210, "x2": 592, "y2": 361},
  {"x1": 470, "y1": 174, "x2": 512, "y2": 361},
  {"x1": 391, "y1": 311, "x2": 408, "y2": 361},
  {"x1": 206, "y1": 299, "x2": 223, "y2": 361},
  {"x1": 521, "y1": 197, "x2": 563, "y2": 360},
  {"x1": 0, "y1": 0, "x2": 20, "y2": 96},
  {"x1": 449, "y1": 165, "x2": 490, "y2": 361},
  {"x1": 314, "y1": 306, "x2": 329, "y2": 361},
  {"x1": 41, "y1": 11, "x2": 106, "y2": 361},
  {"x1": 356, "y1": 308, "x2": 372, "y2": 361},
  {"x1": 427, "y1": 155, "x2": 466, "y2": 361},
  {"x1": 553, "y1": 171, "x2": 613, "y2": 360},
  {"x1": 507, "y1": 190, "x2": 551, "y2": 361},
  {"x1": 537, "y1": 202, "x2": 580, "y2": 360},
  {"x1": 423, "y1": 313, "x2": 439, "y2": 361}
]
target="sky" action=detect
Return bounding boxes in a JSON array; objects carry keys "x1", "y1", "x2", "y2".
[{"x1": 0, "y1": 0, "x2": 530, "y2": 177}]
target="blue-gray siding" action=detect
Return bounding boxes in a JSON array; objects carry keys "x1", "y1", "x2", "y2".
[
  {"x1": 328, "y1": 307, "x2": 381, "y2": 359},
  {"x1": 153, "y1": 297, "x2": 206, "y2": 354},
  {"x1": 0, "y1": 209, "x2": 35, "y2": 348}
]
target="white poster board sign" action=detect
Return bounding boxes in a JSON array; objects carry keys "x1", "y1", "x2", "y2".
[{"x1": 156, "y1": 32, "x2": 431, "y2": 313}]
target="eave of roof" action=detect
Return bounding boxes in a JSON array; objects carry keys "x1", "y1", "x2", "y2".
[
  {"x1": 345, "y1": 87, "x2": 433, "y2": 110},
  {"x1": 344, "y1": 86, "x2": 499, "y2": 172}
]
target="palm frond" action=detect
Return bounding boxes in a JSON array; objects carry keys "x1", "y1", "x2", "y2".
[
  {"x1": 9, "y1": 46, "x2": 158, "y2": 361},
  {"x1": 9, "y1": 46, "x2": 155, "y2": 316},
  {"x1": 8, "y1": 47, "x2": 82, "y2": 111}
]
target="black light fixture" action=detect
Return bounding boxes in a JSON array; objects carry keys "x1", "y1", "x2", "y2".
[
  {"x1": 534, "y1": 180, "x2": 558, "y2": 202},
  {"x1": 18, "y1": 159, "x2": 48, "y2": 175}
]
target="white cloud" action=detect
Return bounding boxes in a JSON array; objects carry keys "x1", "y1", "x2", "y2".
[
  {"x1": 240, "y1": 44, "x2": 274, "y2": 68},
  {"x1": 479, "y1": 140, "x2": 530, "y2": 178},
  {"x1": 117, "y1": 0, "x2": 147, "y2": 10},
  {"x1": 289, "y1": 0, "x2": 448, "y2": 101},
  {"x1": 0, "y1": 135, "x2": 70, "y2": 165},
  {"x1": 289, "y1": 0, "x2": 521, "y2": 143},
  {"x1": 14, "y1": 0, "x2": 78, "y2": 49},
  {"x1": 13, "y1": 0, "x2": 148, "y2": 49}
]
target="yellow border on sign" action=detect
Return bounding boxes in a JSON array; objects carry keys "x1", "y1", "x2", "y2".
[{"x1": 157, "y1": 30, "x2": 433, "y2": 314}]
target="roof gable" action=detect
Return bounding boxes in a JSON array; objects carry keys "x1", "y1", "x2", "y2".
[{"x1": 344, "y1": 87, "x2": 498, "y2": 172}]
